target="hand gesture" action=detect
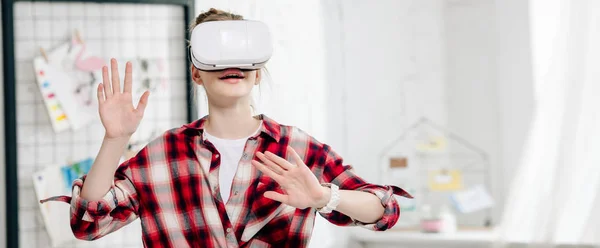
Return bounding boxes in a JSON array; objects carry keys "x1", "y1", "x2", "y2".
[
  {"x1": 97, "y1": 59, "x2": 150, "y2": 139},
  {"x1": 252, "y1": 147, "x2": 330, "y2": 209}
]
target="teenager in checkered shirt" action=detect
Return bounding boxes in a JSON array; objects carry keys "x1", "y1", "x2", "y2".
[{"x1": 42, "y1": 8, "x2": 413, "y2": 248}]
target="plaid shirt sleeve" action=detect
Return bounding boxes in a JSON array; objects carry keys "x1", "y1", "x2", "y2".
[
  {"x1": 69, "y1": 156, "x2": 141, "y2": 240},
  {"x1": 42, "y1": 148, "x2": 145, "y2": 240},
  {"x1": 316, "y1": 143, "x2": 413, "y2": 231}
]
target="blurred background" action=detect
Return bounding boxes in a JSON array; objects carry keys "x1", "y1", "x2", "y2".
[{"x1": 1, "y1": 0, "x2": 599, "y2": 247}]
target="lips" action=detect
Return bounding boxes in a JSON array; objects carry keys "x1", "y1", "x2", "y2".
[{"x1": 218, "y1": 68, "x2": 246, "y2": 80}]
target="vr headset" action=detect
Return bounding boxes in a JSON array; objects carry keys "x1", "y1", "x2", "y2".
[{"x1": 189, "y1": 20, "x2": 274, "y2": 71}]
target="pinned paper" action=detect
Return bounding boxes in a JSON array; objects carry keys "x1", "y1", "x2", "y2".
[
  {"x1": 33, "y1": 59, "x2": 71, "y2": 133},
  {"x1": 389, "y1": 157, "x2": 408, "y2": 168},
  {"x1": 428, "y1": 169, "x2": 463, "y2": 191},
  {"x1": 32, "y1": 157, "x2": 94, "y2": 247},
  {"x1": 60, "y1": 158, "x2": 93, "y2": 192},
  {"x1": 450, "y1": 184, "x2": 494, "y2": 213},
  {"x1": 34, "y1": 32, "x2": 105, "y2": 133}
]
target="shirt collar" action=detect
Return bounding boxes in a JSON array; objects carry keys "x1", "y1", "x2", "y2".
[{"x1": 182, "y1": 114, "x2": 282, "y2": 142}]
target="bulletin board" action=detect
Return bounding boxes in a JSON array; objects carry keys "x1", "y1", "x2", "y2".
[{"x1": 2, "y1": 0, "x2": 196, "y2": 247}]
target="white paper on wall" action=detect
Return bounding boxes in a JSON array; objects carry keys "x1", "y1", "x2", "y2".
[
  {"x1": 34, "y1": 36, "x2": 105, "y2": 132},
  {"x1": 32, "y1": 158, "x2": 93, "y2": 247}
]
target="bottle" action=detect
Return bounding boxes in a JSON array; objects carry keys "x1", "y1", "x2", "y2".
[{"x1": 438, "y1": 204, "x2": 457, "y2": 233}]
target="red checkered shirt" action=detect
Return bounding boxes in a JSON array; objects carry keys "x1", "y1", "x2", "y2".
[{"x1": 42, "y1": 114, "x2": 413, "y2": 248}]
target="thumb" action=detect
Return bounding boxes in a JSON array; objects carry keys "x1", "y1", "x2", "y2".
[
  {"x1": 135, "y1": 91, "x2": 150, "y2": 115},
  {"x1": 264, "y1": 191, "x2": 289, "y2": 204}
]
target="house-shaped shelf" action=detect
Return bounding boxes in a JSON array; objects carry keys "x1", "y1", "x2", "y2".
[{"x1": 379, "y1": 117, "x2": 493, "y2": 228}]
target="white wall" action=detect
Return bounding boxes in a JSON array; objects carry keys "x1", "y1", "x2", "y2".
[
  {"x1": 335, "y1": 0, "x2": 448, "y2": 183},
  {"x1": 325, "y1": 0, "x2": 447, "y2": 245},
  {"x1": 492, "y1": 0, "x2": 534, "y2": 202},
  {"x1": 437, "y1": 0, "x2": 534, "y2": 226},
  {"x1": 443, "y1": 0, "x2": 501, "y2": 225}
]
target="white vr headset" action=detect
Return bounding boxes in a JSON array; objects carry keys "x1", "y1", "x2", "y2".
[{"x1": 189, "y1": 20, "x2": 274, "y2": 71}]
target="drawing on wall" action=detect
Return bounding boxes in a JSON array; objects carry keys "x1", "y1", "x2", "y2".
[
  {"x1": 32, "y1": 157, "x2": 94, "y2": 247},
  {"x1": 66, "y1": 33, "x2": 105, "y2": 106},
  {"x1": 33, "y1": 31, "x2": 106, "y2": 132},
  {"x1": 132, "y1": 57, "x2": 169, "y2": 96}
]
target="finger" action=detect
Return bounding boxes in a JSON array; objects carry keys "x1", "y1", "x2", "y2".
[
  {"x1": 123, "y1": 61, "x2": 133, "y2": 93},
  {"x1": 135, "y1": 91, "x2": 150, "y2": 116},
  {"x1": 251, "y1": 160, "x2": 284, "y2": 182},
  {"x1": 102, "y1": 66, "x2": 112, "y2": 97},
  {"x1": 264, "y1": 151, "x2": 294, "y2": 170},
  {"x1": 110, "y1": 58, "x2": 121, "y2": 94},
  {"x1": 97, "y1": 83, "x2": 105, "y2": 103},
  {"x1": 264, "y1": 191, "x2": 289, "y2": 204},
  {"x1": 256, "y1": 152, "x2": 286, "y2": 174},
  {"x1": 286, "y1": 146, "x2": 307, "y2": 168}
]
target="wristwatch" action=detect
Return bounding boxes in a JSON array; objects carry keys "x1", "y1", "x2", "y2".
[{"x1": 317, "y1": 183, "x2": 340, "y2": 214}]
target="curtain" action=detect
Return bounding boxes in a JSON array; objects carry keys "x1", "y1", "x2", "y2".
[{"x1": 494, "y1": 0, "x2": 600, "y2": 246}]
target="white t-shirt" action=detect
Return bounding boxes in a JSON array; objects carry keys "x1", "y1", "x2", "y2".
[{"x1": 203, "y1": 124, "x2": 261, "y2": 203}]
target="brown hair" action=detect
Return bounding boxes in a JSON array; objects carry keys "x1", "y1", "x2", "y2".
[{"x1": 189, "y1": 8, "x2": 244, "y2": 31}]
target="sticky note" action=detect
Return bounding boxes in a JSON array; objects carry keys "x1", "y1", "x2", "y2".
[{"x1": 428, "y1": 169, "x2": 463, "y2": 191}]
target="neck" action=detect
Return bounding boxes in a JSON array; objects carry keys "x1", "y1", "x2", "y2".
[{"x1": 205, "y1": 102, "x2": 261, "y2": 139}]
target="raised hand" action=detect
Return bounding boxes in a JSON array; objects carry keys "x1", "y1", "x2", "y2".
[
  {"x1": 251, "y1": 147, "x2": 330, "y2": 210},
  {"x1": 97, "y1": 59, "x2": 150, "y2": 139}
]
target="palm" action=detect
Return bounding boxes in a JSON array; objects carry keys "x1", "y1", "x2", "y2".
[
  {"x1": 98, "y1": 59, "x2": 150, "y2": 139},
  {"x1": 276, "y1": 165, "x2": 325, "y2": 209},
  {"x1": 252, "y1": 147, "x2": 328, "y2": 210}
]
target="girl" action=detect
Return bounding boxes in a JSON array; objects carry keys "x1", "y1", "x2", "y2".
[{"x1": 43, "y1": 8, "x2": 412, "y2": 248}]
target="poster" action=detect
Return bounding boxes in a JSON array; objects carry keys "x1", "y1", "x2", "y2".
[{"x1": 32, "y1": 158, "x2": 94, "y2": 247}]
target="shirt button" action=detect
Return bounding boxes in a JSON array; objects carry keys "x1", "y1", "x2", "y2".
[
  {"x1": 234, "y1": 191, "x2": 239, "y2": 195},
  {"x1": 226, "y1": 228, "x2": 232, "y2": 233}
]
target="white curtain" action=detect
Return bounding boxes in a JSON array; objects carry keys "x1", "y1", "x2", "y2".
[
  {"x1": 193, "y1": 1, "x2": 342, "y2": 247},
  {"x1": 495, "y1": 0, "x2": 600, "y2": 246}
]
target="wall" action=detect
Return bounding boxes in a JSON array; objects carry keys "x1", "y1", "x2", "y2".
[
  {"x1": 323, "y1": 0, "x2": 448, "y2": 246},
  {"x1": 492, "y1": 0, "x2": 534, "y2": 203},
  {"x1": 335, "y1": 0, "x2": 448, "y2": 184},
  {"x1": 435, "y1": 0, "x2": 534, "y2": 226},
  {"x1": 443, "y1": 0, "x2": 501, "y2": 225}
]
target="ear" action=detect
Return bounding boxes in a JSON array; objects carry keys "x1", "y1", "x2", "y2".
[
  {"x1": 190, "y1": 65, "x2": 203, "y2": 85},
  {"x1": 255, "y1": 69, "x2": 262, "y2": 85}
]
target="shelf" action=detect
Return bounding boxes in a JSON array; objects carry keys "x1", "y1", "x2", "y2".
[{"x1": 349, "y1": 227, "x2": 496, "y2": 245}]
